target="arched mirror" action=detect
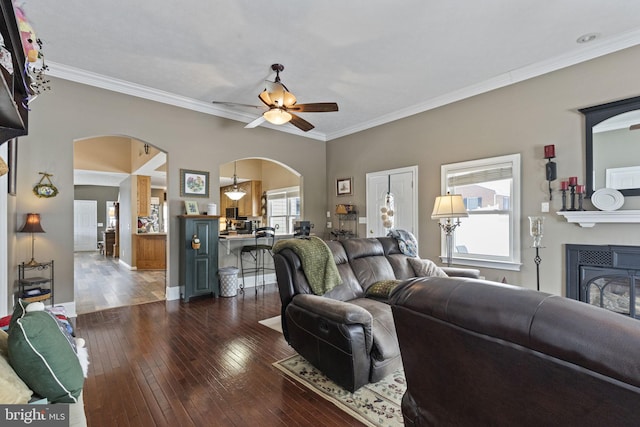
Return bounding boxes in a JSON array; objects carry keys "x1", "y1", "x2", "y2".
[{"x1": 581, "y1": 95, "x2": 640, "y2": 197}]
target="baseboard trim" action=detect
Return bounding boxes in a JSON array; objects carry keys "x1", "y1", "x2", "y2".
[
  {"x1": 239, "y1": 273, "x2": 277, "y2": 288},
  {"x1": 165, "y1": 286, "x2": 180, "y2": 301}
]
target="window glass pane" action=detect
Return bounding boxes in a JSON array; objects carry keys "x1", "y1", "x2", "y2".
[
  {"x1": 454, "y1": 214, "x2": 510, "y2": 257},
  {"x1": 442, "y1": 153, "x2": 520, "y2": 270}
]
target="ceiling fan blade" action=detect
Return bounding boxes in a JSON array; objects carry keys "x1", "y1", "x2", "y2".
[
  {"x1": 245, "y1": 115, "x2": 266, "y2": 129},
  {"x1": 212, "y1": 101, "x2": 264, "y2": 109},
  {"x1": 630, "y1": 123, "x2": 640, "y2": 130},
  {"x1": 288, "y1": 113, "x2": 315, "y2": 132},
  {"x1": 288, "y1": 102, "x2": 339, "y2": 113}
]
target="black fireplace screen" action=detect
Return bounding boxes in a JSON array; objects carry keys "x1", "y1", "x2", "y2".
[{"x1": 566, "y1": 245, "x2": 640, "y2": 319}]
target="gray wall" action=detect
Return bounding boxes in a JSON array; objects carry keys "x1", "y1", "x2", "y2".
[
  {"x1": 74, "y1": 185, "x2": 119, "y2": 242},
  {"x1": 13, "y1": 77, "x2": 326, "y2": 307},
  {"x1": 326, "y1": 44, "x2": 640, "y2": 296},
  {"x1": 8, "y1": 44, "x2": 640, "y2": 311}
]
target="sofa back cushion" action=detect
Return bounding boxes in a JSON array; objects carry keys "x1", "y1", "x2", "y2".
[
  {"x1": 341, "y1": 239, "x2": 398, "y2": 292},
  {"x1": 378, "y1": 237, "x2": 417, "y2": 279}
]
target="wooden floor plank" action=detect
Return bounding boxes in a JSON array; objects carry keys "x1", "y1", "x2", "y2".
[{"x1": 77, "y1": 285, "x2": 366, "y2": 426}]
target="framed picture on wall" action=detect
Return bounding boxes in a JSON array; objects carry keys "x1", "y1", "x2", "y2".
[
  {"x1": 336, "y1": 177, "x2": 353, "y2": 196},
  {"x1": 180, "y1": 169, "x2": 209, "y2": 198},
  {"x1": 184, "y1": 200, "x2": 200, "y2": 215}
]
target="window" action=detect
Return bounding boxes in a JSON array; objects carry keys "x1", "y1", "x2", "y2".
[
  {"x1": 441, "y1": 153, "x2": 521, "y2": 270},
  {"x1": 267, "y1": 186, "x2": 300, "y2": 234}
]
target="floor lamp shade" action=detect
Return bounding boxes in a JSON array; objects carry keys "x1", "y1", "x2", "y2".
[
  {"x1": 19, "y1": 213, "x2": 46, "y2": 266},
  {"x1": 431, "y1": 193, "x2": 468, "y2": 267}
]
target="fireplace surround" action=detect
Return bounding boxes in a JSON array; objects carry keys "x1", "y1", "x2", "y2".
[{"x1": 566, "y1": 244, "x2": 640, "y2": 319}]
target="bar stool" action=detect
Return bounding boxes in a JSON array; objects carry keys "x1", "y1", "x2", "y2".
[{"x1": 240, "y1": 227, "x2": 276, "y2": 295}]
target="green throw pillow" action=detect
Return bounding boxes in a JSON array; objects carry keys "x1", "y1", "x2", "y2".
[
  {"x1": 366, "y1": 279, "x2": 402, "y2": 299},
  {"x1": 8, "y1": 300, "x2": 84, "y2": 403}
]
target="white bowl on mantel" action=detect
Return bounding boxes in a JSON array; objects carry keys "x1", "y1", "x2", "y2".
[{"x1": 591, "y1": 188, "x2": 624, "y2": 211}]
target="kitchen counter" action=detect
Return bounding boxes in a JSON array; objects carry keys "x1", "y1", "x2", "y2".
[{"x1": 134, "y1": 233, "x2": 166, "y2": 269}]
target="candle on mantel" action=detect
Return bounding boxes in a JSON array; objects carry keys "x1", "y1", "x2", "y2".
[
  {"x1": 576, "y1": 184, "x2": 585, "y2": 194},
  {"x1": 544, "y1": 144, "x2": 555, "y2": 159},
  {"x1": 560, "y1": 181, "x2": 569, "y2": 190},
  {"x1": 568, "y1": 176, "x2": 578, "y2": 186}
]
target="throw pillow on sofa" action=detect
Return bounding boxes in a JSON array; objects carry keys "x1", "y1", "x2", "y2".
[
  {"x1": 408, "y1": 258, "x2": 449, "y2": 278},
  {"x1": 0, "y1": 330, "x2": 33, "y2": 404},
  {"x1": 366, "y1": 279, "x2": 402, "y2": 299},
  {"x1": 8, "y1": 300, "x2": 84, "y2": 403}
]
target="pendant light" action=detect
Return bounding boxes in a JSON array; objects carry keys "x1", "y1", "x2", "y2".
[{"x1": 225, "y1": 161, "x2": 246, "y2": 201}]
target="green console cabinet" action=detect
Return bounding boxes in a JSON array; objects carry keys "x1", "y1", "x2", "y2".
[{"x1": 179, "y1": 215, "x2": 220, "y2": 301}]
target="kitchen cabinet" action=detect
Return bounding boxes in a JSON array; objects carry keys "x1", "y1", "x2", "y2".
[
  {"x1": 179, "y1": 215, "x2": 219, "y2": 301},
  {"x1": 220, "y1": 180, "x2": 262, "y2": 217},
  {"x1": 137, "y1": 175, "x2": 151, "y2": 216},
  {"x1": 103, "y1": 230, "x2": 116, "y2": 257},
  {"x1": 135, "y1": 234, "x2": 166, "y2": 270}
]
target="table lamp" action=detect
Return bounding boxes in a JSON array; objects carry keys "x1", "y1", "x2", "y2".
[
  {"x1": 431, "y1": 193, "x2": 468, "y2": 266},
  {"x1": 19, "y1": 213, "x2": 46, "y2": 266}
]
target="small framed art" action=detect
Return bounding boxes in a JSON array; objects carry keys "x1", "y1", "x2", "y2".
[
  {"x1": 336, "y1": 177, "x2": 353, "y2": 196},
  {"x1": 180, "y1": 169, "x2": 209, "y2": 198},
  {"x1": 184, "y1": 200, "x2": 200, "y2": 215}
]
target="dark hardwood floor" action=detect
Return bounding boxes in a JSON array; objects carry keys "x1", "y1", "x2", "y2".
[{"x1": 76, "y1": 286, "x2": 365, "y2": 426}]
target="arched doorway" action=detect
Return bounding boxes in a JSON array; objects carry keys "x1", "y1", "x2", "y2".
[{"x1": 73, "y1": 135, "x2": 168, "y2": 314}]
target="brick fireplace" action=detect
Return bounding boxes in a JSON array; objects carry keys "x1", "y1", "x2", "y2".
[{"x1": 566, "y1": 244, "x2": 640, "y2": 319}]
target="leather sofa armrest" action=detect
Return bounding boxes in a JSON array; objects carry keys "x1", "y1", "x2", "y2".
[
  {"x1": 292, "y1": 294, "x2": 373, "y2": 327},
  {"x1": 442, "y1": 266, "x2": 480, "y2": 278}
]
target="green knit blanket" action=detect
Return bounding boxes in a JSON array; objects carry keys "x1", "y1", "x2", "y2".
[{"x1": 273, "y1": 236, "x2": 342, "y2": 295}]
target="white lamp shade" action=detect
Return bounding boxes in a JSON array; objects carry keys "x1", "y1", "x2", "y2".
[
  {"x1": 431, "y1": 194, "x2": 468, "y2": 219},
  {"x1": 225, "y1": 187, "x2": 246, "y2": 200},
  {"x1": 263, "y1": 108, "x2": 292, "y2": 125}
]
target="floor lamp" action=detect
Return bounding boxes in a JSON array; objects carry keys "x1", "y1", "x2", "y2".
[
  {"x1": 432, "y1": 193, "x2": 468, "y2": 266},
  {"x1": 19, "y1": 213, "x2": 46, "y2": 267}
]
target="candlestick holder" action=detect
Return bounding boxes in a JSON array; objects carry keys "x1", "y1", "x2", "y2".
[
  {"x1": 569, "y1": 184, "x2": 577, "y2": 211},
  {"x1": 560, "y1": 189, "x2": 567, "y2": 211},
  {"x1": 545, "y1": 158, "x2": 557, "y2": 200},
  {"x1": 578, "y1": 191, "x2": 585, "y2": 211}
]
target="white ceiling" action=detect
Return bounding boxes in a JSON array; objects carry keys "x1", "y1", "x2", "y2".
[{"x1": 25, "y1": 1, "x2": 640, "y2": 141}]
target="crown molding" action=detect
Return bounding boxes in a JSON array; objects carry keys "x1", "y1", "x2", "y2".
[
  {"x1": 46, "y1": 62, "x2": 328, "y2": 142},
  {"x1": 48, "y1": 28, "x2": 640, "y2": 143},
  {"x1": 326, "y1": 29, "x2": 640, "y2": 141}
]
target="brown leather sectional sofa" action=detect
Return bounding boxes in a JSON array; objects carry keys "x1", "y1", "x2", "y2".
[
  {"x1": 390, "y1": 276, "x2": 640, "y2": 426},
  {"x1": 274, "y1": 237, "x2": 478, "y2": 392}
]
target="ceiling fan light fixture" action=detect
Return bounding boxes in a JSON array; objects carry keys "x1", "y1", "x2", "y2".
[{"x1": 264, "y1": 108, "x2": 292, "y2": 125}]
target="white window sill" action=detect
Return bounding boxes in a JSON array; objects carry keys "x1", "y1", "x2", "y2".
[{"x1": 439, "y1": 256, "x2": 522, "y2": 271}]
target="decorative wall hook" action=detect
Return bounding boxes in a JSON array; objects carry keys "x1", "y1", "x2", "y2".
[{"x1": 33, "y1": 172, "x2": 58, "y2": 198}]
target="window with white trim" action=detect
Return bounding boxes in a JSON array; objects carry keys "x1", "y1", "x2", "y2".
[
  {"x1": 441, "y1": 153, "x2": 521, "y2": 270},
  {"x1": 267, "y1": 186, "x2": 300, "y2": 234}
]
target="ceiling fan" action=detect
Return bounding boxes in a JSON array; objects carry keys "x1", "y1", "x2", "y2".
[{"x1": 212, "y1": 63, "x2": 338, "y2": 132}]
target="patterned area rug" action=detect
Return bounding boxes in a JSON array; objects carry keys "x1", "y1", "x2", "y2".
[
  {"x1": 258, "y1": 315, "x2": 283, "y2": 333},
  {"x1": 273, "y1": 354, "x2": 405, "y2": 426}
]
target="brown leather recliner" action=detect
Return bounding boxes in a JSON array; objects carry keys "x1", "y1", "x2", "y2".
[
  {"x1": 274, "y1": 237, "x2": 479, "y2": 392},
  {"x1": 390, "y1": 276, "x2": 640, "y2": 426}
]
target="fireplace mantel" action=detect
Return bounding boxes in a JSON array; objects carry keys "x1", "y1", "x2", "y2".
[{"x1": 557, "y1": 210, "x2": 640, "y2": 227}]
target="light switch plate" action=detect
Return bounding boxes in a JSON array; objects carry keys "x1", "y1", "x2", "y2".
[
  {"x1": 358, "y1": 216, "x2": 367, "y2": 224},
  {"x1": 327, "y1": 221, "x2": 332, "y2": 228},
  {"x1": 541, "y1": 202, "x2": 549, "y2": 213}
]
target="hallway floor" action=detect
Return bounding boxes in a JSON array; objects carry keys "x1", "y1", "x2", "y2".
[{"x1": 74, "y1": 251, "x2": 165, "y2": 314}]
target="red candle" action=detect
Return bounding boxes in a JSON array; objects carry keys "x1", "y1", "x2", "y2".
[
  {"x1": 576, "y1": 184, "x2": 585, "y2": 194},
  {"x1": 560, "y1": 181, "x2": 569, "y2": 190},
  {"x1": 544, "y1": 144, "x2": 555, "y2": 159},
  {"x1": 568, "y1": 176, "x2": 578, "y2": 186}
]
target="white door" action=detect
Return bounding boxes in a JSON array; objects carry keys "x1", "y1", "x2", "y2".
[
  {"x1": 366, "y1": 166, "x2": 418, "y2": 237},
  {"x1": 74, "y1": 200, "x2": 97, "y2": 251}
]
